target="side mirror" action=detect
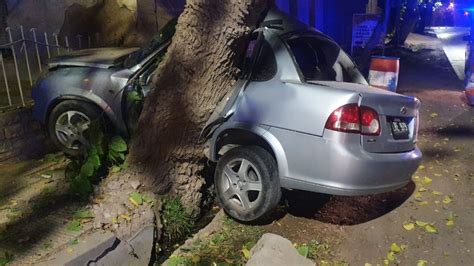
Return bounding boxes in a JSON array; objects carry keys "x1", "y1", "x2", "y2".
[{"x1": 368, "y1": 56, "x2": 400, "y2": 92}]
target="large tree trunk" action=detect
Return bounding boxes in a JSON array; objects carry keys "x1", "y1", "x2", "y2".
[
  {"x1": 391, "y1": 0, "x2": 419, "y2": 46},
  {"x1": 358, "y1": 0, "x2": 392, "y2": 72},
  {"x1": 93, "y1": 0, "x2": 272, "y2": 237}
]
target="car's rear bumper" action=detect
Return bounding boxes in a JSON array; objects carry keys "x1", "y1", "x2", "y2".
[
  {"x1": 269, "y1": 127, "x2": 422, "y2": 196},
  {"x1": 280, "y1": 147, "x2": 421, "y2": 196}
]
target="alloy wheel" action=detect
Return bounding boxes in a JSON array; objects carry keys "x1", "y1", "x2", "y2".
[
  {"x1": 218, "y1": 158, "x2": 263, "y2": 211},
  {"x1": 54, "y1": 110, "x2": 91, "y2": 150}
]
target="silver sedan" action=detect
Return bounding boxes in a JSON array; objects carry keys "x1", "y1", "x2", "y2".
[{"x1": 204, "y1": 10, "x2": 422, "y2": 222}]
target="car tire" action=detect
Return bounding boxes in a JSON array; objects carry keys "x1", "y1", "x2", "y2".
[
  {"x1": 215, "y1": 146, "x2": 281, "y2": 222},
  {"x1": 48, "y1": 100, "x2": 104, "y2": 157}
]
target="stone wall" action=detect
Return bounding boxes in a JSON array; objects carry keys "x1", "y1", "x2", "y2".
[
  {"x1": 0, "y1": 107, "x2": 54, "y2": 162},
  {"x1": 5, "y1": 0, "x2": 185, "y2": 47}
]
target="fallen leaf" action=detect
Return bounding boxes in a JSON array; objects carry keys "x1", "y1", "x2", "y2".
[
  {"x1": 443, "y1": 196, "x2": 452, "y2": 204},
  {"x1": 418, "y1": 187, "x2": 427, "y2": 192},
  {"x1": 129, "y1": 192, "x2": 143, "y2": 207},
  {"x1": 120, "y1": 214, "x2": 131, "y2": 221},
  {"x1": 297, "y1": 246, "x2": 309, "y2": 257},
  {"x1": 432, "y1": 191, "x2": 443, "y2": 196},
  {"x1": 454, "y1": 147, "x2": 461, "y2": 152},
  {"x1": 418, "y1": 201, "x2": 429, "y2": 206},
  {"x1": 403, "y1": 223, "x2": 415, "y2": 231},
  {"x1": 446, "y1": 220, "x2": 454, "y2": 226},
  {"x1": 320, "y1": 261, "x2": 330, "y2": 266},
  {"x1": 422, "y1": 177, "x2": 432, "y2": 185},
  {"x1": 242, "y1": 248, "x2": 251, "y2": 260},
  {"x1": 415, "y1": 221, "x2": 428, "y2": 227},
  {"x1": 414, "y1": 192, "x2": 423, "y2": 200},
  {"x1": 110, "y1": 166, "x2": 121, "y2": 173},
  {"x1": 419, "y1": 165, "x2": 426, "y2": 170},
  {"x1": 430, "y1": 113, "x2": 438, "y2": 118},
  {"x1": 364, "y1": 263, "x2": 372, "y2": 266},
  {"x1": 417, "y1": 259, "x2": 428, "y2": 266},
  {"x1": 391, "y1": 243, "x2": 401, "y2": 253},
  {"x1": 424, "y1": 224, "x2": 438, "y2": 233},
  {"x1": 387, "y1": 251, "x2": 395, "y2": 261},
  {"x1": 400, "y1": 244, "x2": 408, "y2": 251},
  {"x1": 41, "y1": 174, "x2": 52, "y2": 179}
]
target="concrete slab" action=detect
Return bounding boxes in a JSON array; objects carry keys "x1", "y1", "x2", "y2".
[{"x1": 40, "y1": 226, "x2": 155, "y2": 266}]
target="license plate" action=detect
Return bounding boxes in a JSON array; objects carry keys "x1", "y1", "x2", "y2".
[{"x1": 390, "y1": 118, "x2": 409, "y2": 140}]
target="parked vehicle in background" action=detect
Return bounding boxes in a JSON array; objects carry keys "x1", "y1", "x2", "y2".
[
  {"x1": 203, "y1": 9, "x2": 422, "y2": 222},
  {"x1": 31, "y1": 21, "x2": 176, "y2": 156}
]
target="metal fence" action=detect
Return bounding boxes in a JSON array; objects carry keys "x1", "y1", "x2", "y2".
[{"x1": 0, "y1": 26, "x2": 101, "y2": 109}]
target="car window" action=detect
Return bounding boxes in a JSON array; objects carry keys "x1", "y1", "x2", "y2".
[
  {"x1": 251, "y1": 41, "x2": 277, "y2": 81},
  {"x1": 286, "y1": 35, "x2": 367, "y2": 85},
  {"x1": 287, "y1": 37, "x2": 339, "y2": 81},
  {"x1": 240, "y1": 33, "x2": 262, "y2": 79}
]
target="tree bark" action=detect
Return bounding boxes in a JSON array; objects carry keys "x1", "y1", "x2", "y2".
[
  {"x1": 391, "y1": 0, "x2": 419, "y2": 46},
  {"x1": 358, "y1": 0, "x2": 392, "y2": 72},
  {"x1": 126, "y1": 0, "x2": 271, "y2": 215}
]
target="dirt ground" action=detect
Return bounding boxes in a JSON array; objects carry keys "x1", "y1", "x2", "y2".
[
  {"x1": 265, "y1": 37, "x2": 474, "y2": 264},
  {"x1": 0, "y1": 154, "x2": 94, "y2": 265},
  {"x1": 332, "y1": 42, "x2": 473, "y2": 265}
]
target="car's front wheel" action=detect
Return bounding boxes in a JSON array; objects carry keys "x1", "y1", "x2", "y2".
[
  {"x1": 48, "y1": 100, "x2": 103, "y2": 157},
  {"x1": 215, "y1": 146, "x2": 281, "y2": 222}
]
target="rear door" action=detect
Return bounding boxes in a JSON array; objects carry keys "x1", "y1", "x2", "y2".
[{"x1": 201, "y1": 32, "x2": 266, "y2": 139}]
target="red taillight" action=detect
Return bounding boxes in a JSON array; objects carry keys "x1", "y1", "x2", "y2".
[
  {"x1": 360, "y1": 106, "x2": 381, "y2": 135},
  {"x1": 325, "y1": 104, "x2": 361, "y2": 133},
  {"x1": 325, "y1": 104, "x2": 381, "y2": 136}
]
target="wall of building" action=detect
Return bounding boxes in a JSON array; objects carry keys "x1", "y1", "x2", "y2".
[
  {"x1": 0, "y1": 107, "x2": 54, "y2": 162},
  {"x1": 3, "y1": 0, "x2": 184, "y2": 47}
]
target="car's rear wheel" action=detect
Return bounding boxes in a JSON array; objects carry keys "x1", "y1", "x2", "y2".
[
  {"x1": 215, "y1": 146, "x2": 281, "y2": 222},
  {"x1": 48, "y1": 100, "x2": 103, "y2": 157}
]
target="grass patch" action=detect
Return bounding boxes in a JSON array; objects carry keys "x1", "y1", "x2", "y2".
[
  {"x1": 168, "y1": 216, "x2": 264, "y2": 265},
  {"x1": 0, "y1": 252, "x2": 14, "y2": 266},
  {"x1": 161, "y1": 197, "x2": 194, "y2": 241}
]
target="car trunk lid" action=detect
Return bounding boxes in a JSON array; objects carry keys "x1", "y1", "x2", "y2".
[{"x1": 312, "y1": 81, "x2": 420, "y2": 153}]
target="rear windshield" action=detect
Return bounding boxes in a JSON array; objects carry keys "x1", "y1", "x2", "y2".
[{"x1": 286, "y1": 35, "x2": 367, "y2": 85}]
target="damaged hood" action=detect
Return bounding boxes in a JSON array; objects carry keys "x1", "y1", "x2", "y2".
[{"x1": 47, "y1": 47, "x2": 140, "y2": 69}]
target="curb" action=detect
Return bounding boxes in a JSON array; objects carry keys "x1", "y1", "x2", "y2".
[{"x1": 38, "y1": 226, "x2": 155, "y2": 266}]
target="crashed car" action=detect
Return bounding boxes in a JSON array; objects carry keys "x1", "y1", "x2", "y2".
[
  {"x1": 202, "y1": 10, "x2": 422, "y2": 222},
  {"x1": 31, "y1": 23, "x2": 175, "y2": 156}
]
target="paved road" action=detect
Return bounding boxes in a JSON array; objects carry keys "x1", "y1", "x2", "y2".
[{"x1": 432, "y1": 27, "x2": 469, "y2": 80}]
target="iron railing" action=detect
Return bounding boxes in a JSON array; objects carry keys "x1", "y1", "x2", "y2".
[{"x1": 0, "y1": 26, "x2": 101, "y2": 109}]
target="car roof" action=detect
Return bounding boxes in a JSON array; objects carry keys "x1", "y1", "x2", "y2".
[{"x1": 261, "y1": 8, "x2": 329, "y2": 39}]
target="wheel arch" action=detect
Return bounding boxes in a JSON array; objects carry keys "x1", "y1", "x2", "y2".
[
  {"x1": 45, "y1": 95, "x2": 120, "y2": 132},
  {"x1": 210, "y1": 124, "x2": 289, "y2": 178}
]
